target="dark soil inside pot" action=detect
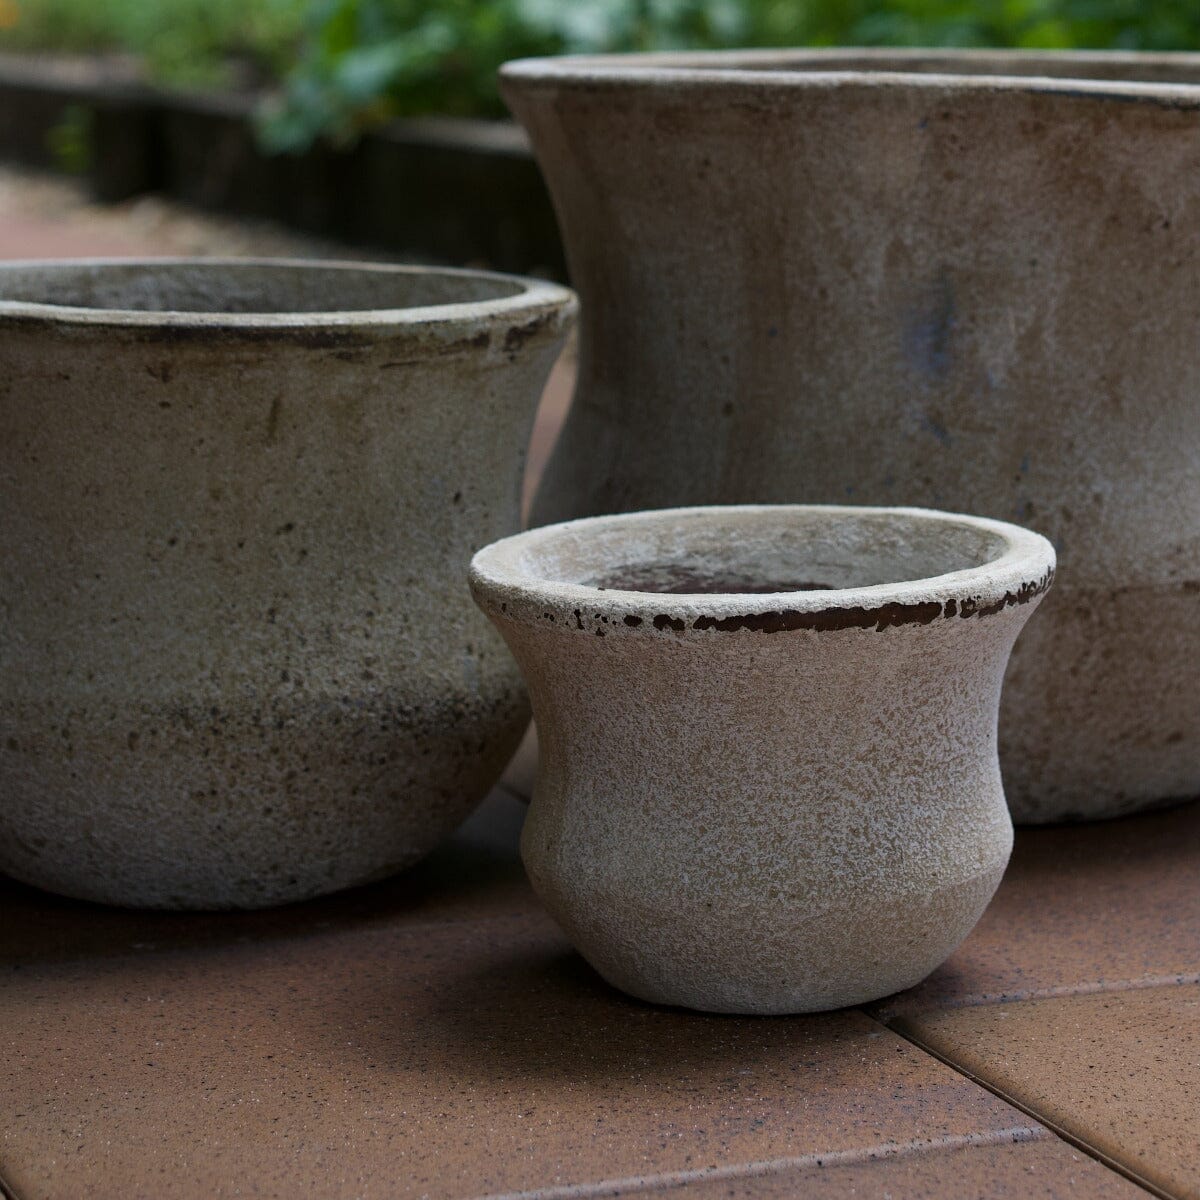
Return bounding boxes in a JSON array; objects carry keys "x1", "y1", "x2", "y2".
[{"x1": 589, "y1": 564, "x2": 835, "y2": 594}]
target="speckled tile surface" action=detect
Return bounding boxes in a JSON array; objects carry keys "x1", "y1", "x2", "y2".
[
  {"x1": 2, "y1": 791, "x2": 1192, "y2": 1198},
  {"x1": 658, "y1": 1134, "x2": 1151, "y2": 1198},
  {"x1": 874, "y1": 799, "x2": 1200, "y2": 1018},
  {"x1": 2, "y1": 907, "x2": 1042, "y2": 1198},
  {"x1": 893, "y1": 985, "x2": 1200, "y2": 1200}
]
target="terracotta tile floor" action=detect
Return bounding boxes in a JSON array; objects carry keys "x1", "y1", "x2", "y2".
[
  {"x1": 2, "y1": 790, "x2": 1198, "y2": 1199},
  {"x1": 894, "y1": 987, "x2": 1200, "y2": 1200}
]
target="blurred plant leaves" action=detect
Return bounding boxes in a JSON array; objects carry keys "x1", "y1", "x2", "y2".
[{"x1": 3, "y1": 0, "x2": 1199, "y2": 151}]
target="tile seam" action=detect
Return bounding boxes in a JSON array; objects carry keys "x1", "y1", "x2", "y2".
[
  {"x1": 470, "y1": 1125, "x2": 1047, "y2": 1200},
  {"x1": 0, "y1": 1162, "x2": 24, "y2": 1200},
  {"x1": 874, "y1": 971, "x2": 1200, "y2": 1017},
  {"x1": 883, "y1": 1014, "x2": 1175, "y2": 1200}
]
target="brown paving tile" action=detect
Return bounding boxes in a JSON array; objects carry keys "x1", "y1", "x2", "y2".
[
  {"x1": 0, "y1": 914, "x2": 1043, "y2": 1200},
  {"x1": 655, "y1": 1134, "x2": 1150, "y2": 1199},
  {"x1": 0, "y1": 788, "x2": 534, "y2": 968},
  {"x1": 892, "y1": 985, "x2": 1200, "y2": 1200},
  {"x1": 874, "y1": 800, "x2": 1200, "y2": 1018}
]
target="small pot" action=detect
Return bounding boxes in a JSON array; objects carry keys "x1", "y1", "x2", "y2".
[
  {"x1": 471, "y1": 505, "x2": 1054, "y2": 1014},
  {"x1": 0, "y1": 258, "x2": 576, "y2": 909}
]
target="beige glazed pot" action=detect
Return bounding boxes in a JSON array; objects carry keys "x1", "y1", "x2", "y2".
[
  {"x1": 471, "y1": 505, "x2": 1055, "y2": 1014},
  {"x1": 0, "y1": 258, "x2": 575, "y2": 908},
  {"x1": 502, "y1": 49, "x2": 1200, "y2": 824}
]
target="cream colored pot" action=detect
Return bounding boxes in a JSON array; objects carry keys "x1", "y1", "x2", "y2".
[
  {"x1": 0, "y1": 259, "x2": 575, "y2": 908},
  {"x1": 472, "y1": 505, "x2": 1055, "y2": 1014},
  {"x1": 502, "y1": 49, "x2": 1200, "y2": 824}
]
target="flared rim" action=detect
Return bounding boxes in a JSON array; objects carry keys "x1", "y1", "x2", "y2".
[
  {"x1": 0, "y1": 258, "x2": 577, "y2": 334},
  {"x1": 501, "y1": 50, "x2": 1200, "y2": 108},
  {"x1": 470, "y1": 505, "x2": 1056, "y2": 638}
]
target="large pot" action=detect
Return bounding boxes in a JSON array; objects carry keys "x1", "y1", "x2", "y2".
[
  {"x1": 0, "y1": 258, "x2": 575, "y2": 908},
  {"x1": 502, "y1": 50, "x2": 1200, "y2": 824},
  {"x1": 471, "y1": 504, "x2": 1054, "y2": 1013}
]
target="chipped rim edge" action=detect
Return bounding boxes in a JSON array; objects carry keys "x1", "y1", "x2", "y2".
[
  {"x1": 500, "y1": 52, "x2": 1200, "y2": 109},
  {"x1": 0, "y1": 257, "x2": 577, "y2": 335},
  {"x1": 470, "y1": 505, "x2": 1056, "y2": 637}
]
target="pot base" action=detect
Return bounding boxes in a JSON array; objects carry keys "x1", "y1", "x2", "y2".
[
  {"x1": 539, "y1": 858, "x2": 1009, "y2": 1016},
  {"x1": 0, "y1": 684, "x2": 528, "y2": 910}
]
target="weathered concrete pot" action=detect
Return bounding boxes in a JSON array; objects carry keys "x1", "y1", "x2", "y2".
[
  {"x1": 0, "y1": 258, "x2": 575, "y2": 908},
  {"x1": 471, "y1": 505, "x2": 1055, "y2": 1013},
  {"x1": 502, "y1": 50, "x2": 1200, "y2": 825}
]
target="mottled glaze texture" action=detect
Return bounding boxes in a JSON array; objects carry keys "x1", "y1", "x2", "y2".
[
  {"x1": 502, "y1": 50, "x2": 1200, "y2": 824},
  {"x1": 472, "y1": 505, "x2": 1055, "y2": 1013},
  {"x1": 0, "y1": 258, "x2": 575, "y2": 909}
]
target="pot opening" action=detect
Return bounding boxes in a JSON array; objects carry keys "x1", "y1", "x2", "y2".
[
  {"x1": 0, "y1": 261, "x2": 526, "y2": 315},
  {"x1": 527, "y1": 508, "x2": 1011, "y2": 596}
]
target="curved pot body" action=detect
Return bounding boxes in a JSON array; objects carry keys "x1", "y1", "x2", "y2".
[
  {"x1": 472, "y1": 505, "x2": 1055, "y2": 1014},
  {"x1": 0, "y1": 259, "x2": 575, "y2": 908},
  {"x1": 503, "y1": 51, "x2": 1200, "y2": 824}
]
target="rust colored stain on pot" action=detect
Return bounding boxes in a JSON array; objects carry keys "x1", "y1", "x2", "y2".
[
  {"x1": 502, "y1": 310, "x2": 555, "y2": 353},
  {"x1": 655, "y1": 568, "x2": 1054, "y2": 636},
  {"x1": 689, "y1": 600, "x2": 946, "y2": 634}
]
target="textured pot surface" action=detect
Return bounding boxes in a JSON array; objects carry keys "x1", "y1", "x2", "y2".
[
  {"x1": 503, "y1": 51, "x2": 1200, "y2": 824},
  {"x1": 472, "y1": 505, "x2": 1055, "y2": 1014},
  {"x1": 0, "y1": 258, "x2": 575, "y2": 908}
]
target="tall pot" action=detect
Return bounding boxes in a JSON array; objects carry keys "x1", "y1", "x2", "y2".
[
  {"x1": 0, "y1": 259, "x2": 575, "y2": 908},
  {"x1": 502, "y1": 50, "x2": 1200, "y2": 824}
]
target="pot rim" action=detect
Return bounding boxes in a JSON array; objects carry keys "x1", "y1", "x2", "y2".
[
  {"x1": 500, "y1": 50, "x2": 1200, "y2": 107},
  {"x1": 470, "y1": 505, "x2": 1055, "y2": 637},
  {"x1": 0, "y1": 257, "x2": 576, "y2": 334}
]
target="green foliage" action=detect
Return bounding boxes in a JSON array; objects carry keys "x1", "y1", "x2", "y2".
[
  {"x1": 256, "y1": 0, "x2": 756, "y2": 150},
  {"x1": 260, "y1": 0, "x2": 1200, "y2": 151},
  {"x1": 0, "y1": 0, "x2": 307, "y2": 88},
  {"x1": 46, "y1": 101, "x2": 91, "y2": 173},
  {"x1": 4, "y1": 0, "x2": 1200, "y2": 149}
]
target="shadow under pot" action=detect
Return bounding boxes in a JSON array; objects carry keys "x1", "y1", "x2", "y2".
[
  {"x1": 471, "y1": 504, "x2": 1055, "y2": 1015},
  {"x1": 502, "y1": 49, "x2": 1200, "y2": 825},
  {"x1": 0, "y1": 257, "x2": 576, "y2": 909}
]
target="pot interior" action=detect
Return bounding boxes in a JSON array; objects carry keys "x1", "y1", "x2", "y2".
[
  {"x1": 526, "y1": 509, "x2": 1010, "y2": 595},
  {"x1": 0, "y1": 261, "x2": 525, "y2": 314}
]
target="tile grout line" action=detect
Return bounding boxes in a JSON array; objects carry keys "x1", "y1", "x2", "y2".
[
  {"x1": 872, "y1": 972, "x2": 1200, "y2": 1016},
  {"x1": 0, "y1": 1162, "x2": 24, "y2": 1200},
  {"x1": 879, "y1": 1012, "x2": 1177, "y2": 1200},
  {"x1": 472, "y1": 1126, "x2": 1046, "y2": 1200}
]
